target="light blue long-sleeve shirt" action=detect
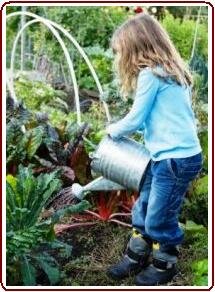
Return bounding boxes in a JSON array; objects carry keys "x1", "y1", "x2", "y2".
[{"x1": 106, "y1": 66, "x2": 202, "y2": 161}]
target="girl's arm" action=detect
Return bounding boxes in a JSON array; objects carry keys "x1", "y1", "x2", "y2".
[{"x1": 106, "y1": 69, "x2": 159, "y2": 139}]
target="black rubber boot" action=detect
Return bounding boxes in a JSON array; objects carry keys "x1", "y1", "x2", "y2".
[
  {"x1": 135, "y1": 245, "x2": 179, "y2": 286},
  {"x1": 107, "y1": 230, "x2": 152, "y2": 280}
]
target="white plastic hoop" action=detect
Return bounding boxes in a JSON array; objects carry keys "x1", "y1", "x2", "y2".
[
  {"x1": 7, "y1": 11, "x2": 111, "y2": 123},
  {"x1": 8, "y1": 16, "x2": 81, "y2": 125}
]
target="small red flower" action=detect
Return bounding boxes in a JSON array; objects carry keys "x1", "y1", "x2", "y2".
[{"x1": 134, "y1": 6, "x2": 143, "y2": 13}]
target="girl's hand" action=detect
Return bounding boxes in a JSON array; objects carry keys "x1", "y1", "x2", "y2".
[{"x1": 106, "y1": 124, "x2": 121, "y2": 140}]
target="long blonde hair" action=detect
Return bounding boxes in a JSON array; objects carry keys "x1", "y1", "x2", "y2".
[{"x1": 111, "y1": 13, "x2": 192, "y2": 97}]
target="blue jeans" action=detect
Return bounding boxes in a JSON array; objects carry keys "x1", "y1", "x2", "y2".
[{"x1": 132, "y1": 152, "x2": 203, "y2": 250}]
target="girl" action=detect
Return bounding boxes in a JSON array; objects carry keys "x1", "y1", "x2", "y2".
[{"x1": 105, "y1": 13, "x2": 203, "y2": 286}]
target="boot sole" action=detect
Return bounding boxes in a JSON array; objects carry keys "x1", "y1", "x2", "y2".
[
  {"x1": 106, "y1": 267, "x2": 142, "y2": 280},
  {"x1": 106, "y1": 261, "x2": 150, "y2": 281},
  {"x1": 135, "y1": 268, "x2": 178, "y2": 286}
]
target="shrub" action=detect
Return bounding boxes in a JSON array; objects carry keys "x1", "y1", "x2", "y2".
[
  {"x1": 181, "y1": 175, "x2": 208, "y2": 226},
  {"x1": 162, "y1": 13, "x2": 208, "y2": 60}
]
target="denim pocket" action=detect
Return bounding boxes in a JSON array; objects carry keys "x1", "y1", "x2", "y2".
[
  {"x1": 166, "y1": 158, "x2": 178, "y2": 179},
  {"x1": 166, "y1": 153, "x2": 203, "y2": 180}
]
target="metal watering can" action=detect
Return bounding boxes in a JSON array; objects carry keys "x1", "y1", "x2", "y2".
[{"x1": 71, "y1": 135, "x2": 151, "y2": 200}]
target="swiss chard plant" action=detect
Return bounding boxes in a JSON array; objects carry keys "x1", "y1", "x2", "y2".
[
  {"x1": 54, "y1": 190, "x2": 138, "y2": 234},
  {"x1": 6, "y1": 97, "x2": 90, "y2": 184},
  {"x1": 85, "y1": 190, "x2": 138, "y2": 227}
]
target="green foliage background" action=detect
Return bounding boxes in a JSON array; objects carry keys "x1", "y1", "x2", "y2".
[{"x1": 6, "y1": 6, "x2": 209, "y2": 286}]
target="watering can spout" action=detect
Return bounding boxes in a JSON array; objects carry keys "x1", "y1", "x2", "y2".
[{"x1": 72, "y1": 177, "x2": 125, "y2": 200}]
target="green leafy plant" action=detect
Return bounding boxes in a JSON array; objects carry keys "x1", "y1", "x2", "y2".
[
  {"x1": 161, "y1": 13, "x2": 208, "y2": 60},
  {"x1": 76, "y1": 45, "x2": 113, "y2": 90},
  {"x1": 198, "y1": 130, "x2": 208, "y2": 171},
  {"x1": 6, "y1": 166, "x2": 62, "y2": 230},
  {"x1": 6, "y1": 166, "x2": 61, "y2": 285},
  {"x1": 181, "y1": 175, "x2": 208, "y2": 227},
  {"x1": 15, "y1": 75, "x2": 67, "y2": 111},
  {"x1": 182, "y1": 220, "x2": 207, "y2": 237},
  {"x1": 190, "y1": 55, "x2": 208, "y2": 104},
  {"x1": 179, "y1": 221, "x2": 208, "y2": 285},
  {"x1": 6, "y1": 165, "x2": 90, "y2": 285},
  {"x1": 192, "y1": 259, "x2": 208, "y2": 285},
  {"x1": 182, "y1": 220, "x2": 208, "y2": 261}
]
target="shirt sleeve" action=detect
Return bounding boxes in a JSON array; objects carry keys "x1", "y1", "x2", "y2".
[{"x1": 106, "y1": 68, "x2": 159, "y2": 139}]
